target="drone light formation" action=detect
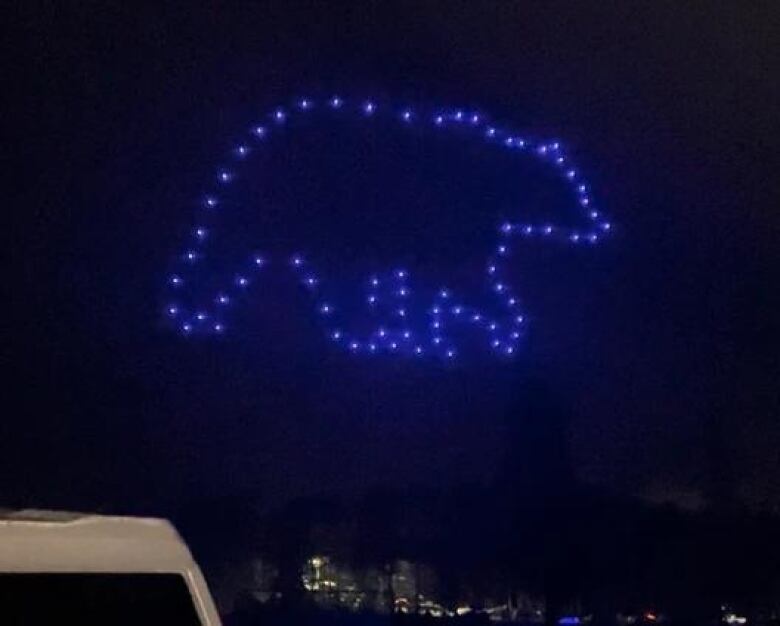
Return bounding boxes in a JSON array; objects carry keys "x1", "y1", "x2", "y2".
[{"x1": 163, "y1": 96, "x2": 612, "y2": 361}]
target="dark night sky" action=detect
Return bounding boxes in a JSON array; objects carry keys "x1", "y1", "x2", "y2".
[{"x1": 5, "y1": 2, "x2": 779, "y2": 515}]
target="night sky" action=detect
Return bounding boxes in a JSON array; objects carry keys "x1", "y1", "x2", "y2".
[{"x1": 6, "y1": 2, "x2": 778, "y2": 516}]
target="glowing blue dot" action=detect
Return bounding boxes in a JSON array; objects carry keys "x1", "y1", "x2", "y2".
[
  {"x1": 332, "y1": 330, "x2": 342, "y2": 340},
  {"x1": 495, "y1": 283, "x2": 506, "y2": 292},
  {"x1": 488, "y1": 265, "x2": 497, "y2": 274},
  {"x1": 182, "y1": 323, "x2": 192, "y2": 333},
  {"x1": 291, "y1": 256, "x2": 303, "y2": 267},
  {"x1": 368, "y1": 343, "x2": 377, "y2": 352},
  {"x1": 523, "y1": 225, "x2": 533, "y2": 235},
  {"x1": 511, "y1": 331, "x2": 521, "y2": 339},
  {"x1": 196, "y1": 312, "x2": 207, "y2": 321},
  {"x1": 186, "y1": 250, "x2": 197, "y2": 261},
  {"x1": 515, "y1": 315, "x2": 524, "y2": 323},
  {"x1": 299, "y1": 98, "x2": 311, "y2": 109},
  {"x1": 505, "y1": 346, "x2": 515, "y2": 355},
  {"x1": 433, "y1": 337, "x2": 443, "y2": 345},
  {"x1": 398, "y1": 308, "x2": 406, "y2": 317},
  {"x1": 253, "y1": 126, "x2": 266, "y2": 137},
  {"x1": 398, "y1": 288, "x2": 408, "y2": 296},
  {"x1": 363, "y1": 101, "x2": 375, "y2": 114},
  {"x1": 415, "y1": 346, "x2": 423, "y2": 355},
  {"x1": 195, "y1": 227, "x2": 207, "y2": 239},
  {"x1": 566, "y1": 170, "x2": 576, "y2": 179},
  {"x1": 402, "y1": 110, "x2": 412, "y2": 121},
  {"x1": 432, "y1": 321, "x2": 441, "y2": 329},
  {"x1": 501, "y1": 223, "x2": 513, "y2": 234},
  {"x1": 214, "y1": 323, "x2": 224, "y2": 332},
  {"x1": 538, "y1": 145, "x2": 548, "y2": 155},
  {"x1": 330, "y1": 96, "x2": 342, "y2": 108},
  {"x1": 508, "y1": 298, "x2": 517, "y2": 306},
  {"x1": 167, "y1": 306, "x2": 178, "y2": 316},
  {"x1": 349, "y1": 341, "x2": 359, "y2": 351},
  {"x1": 470, "y1": 114, "x2": 480, "y2": 124},
  {"x1": 170, "y1": 275, "x2": 182, "y2": 286},
  {"x1": 581, "y1": 197, "x2": 590, "y2": 206},
  {"x1": 455, "y1": 110, "x2": 463, "y2": 121},
  {"x1": 236, "y1": 145, "x2": 248, "y2": 157},
  {"x1": 578, "y1": 184, "x2": 587, "y2": 193},
  {"x1": 556, "y1": 156, "x2": 565, "y2": 165},
  {"x1": 205, "y1": 196, "x2": 218, "y2": 208},
  {"x1": 492, "y1": 339, "x2": 501, "y2": 348},
  {"x1": 274, "y1": 109, "x2": 285, "y2": 122},
  {"x1": 452, "y1": 306, "x2": 462, "y2": 315},
  {"x1": 403, "y1": 330, "x2": 411, "y2": 339},
  {"x1": 570, "y1": 233, "x2": 580, "y2": 242},
  {"x1": 218, "y1": 170, "x2": 231, "y2": 183},
  {"x1": 590, "y1": 210, "x2": 599, "y2": 220},
  {"x1": 439, "y1": 289, "x2": 450, "y2": 299},
  {"x1": 472, "y1": 314, "x2": 481, "y2": 322},
  {"x1": 602, "y1": 222, "x2": 611, "y2": 231},
  {"x1": 217, "y1": 294, "x2": 229, "y2": 304},
  {"x1": 432, "y1": 306, "x2": 441, "y2": 314},
  {"x1": 446, "y1": 349, "x2": 456, "y2": 359},
  {"x1": 489, "y1": 323, "x2": 497, "y2": 331},
  {"x1": 371, "y1": 277, "x2": 379, "y2": 287},
  {"x1": 498, "y1": 245, "x2": 507, "y2": 255},
  {"x1": 434, "y1": 115, "x2": 444, "y2": 125},
  {"x1": 486, "y1": 127, "x2": 496, "y2": 137},
  {"x1": 589, "y1": 234, "x2": 599, "y2": 243},
  {"x1": 305, "y1": 276, "x2": 317, "y2": 286},
  {"x1": 320, "y1": 304, "x2": 332, "y2": 314},
  {"x1": 378, "y1": 328, "x2": 387, "y2": 337},
  {"x1": 504, "y1": 137, "x2": 514, "y2": 146},
  {"x1": 544, "y1": 225, "x2": 553, "y2": 235},
  {"x1": 396, "y1": 269, "x2": 407, "y2": 279},
  {"x1": 254, "y1": 256, "x2": 265, "y2": 267},
  {"x1": 368, "y1": 295, "x2": 377, "y2": 304},
  {"x1": 390, "y1": 342, "x2": 398, "y2": 350},
  {"x1": 236, "y1": 276, "x2": 248, "y2": 287}
]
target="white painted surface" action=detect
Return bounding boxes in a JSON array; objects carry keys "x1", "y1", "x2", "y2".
[{"x1": 0, "y1": 510, "x2": 221, "y2": 625}]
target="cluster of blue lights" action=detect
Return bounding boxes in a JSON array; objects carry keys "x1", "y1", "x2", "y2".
[{"x1": 164, "y1": 96, "x2": 611, "y2": 360}]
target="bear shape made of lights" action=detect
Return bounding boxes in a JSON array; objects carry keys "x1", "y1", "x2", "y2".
[{"x1": 163, "y1": 97, "x2": 611, "y2": 361}]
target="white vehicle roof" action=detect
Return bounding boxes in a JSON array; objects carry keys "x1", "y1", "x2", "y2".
[
  {"x1": 0, "y1": 509, "x2": 221, "y2": 625},
  {"x1": 0, "y1": 509, "x2": 193, "y2": 572}
]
